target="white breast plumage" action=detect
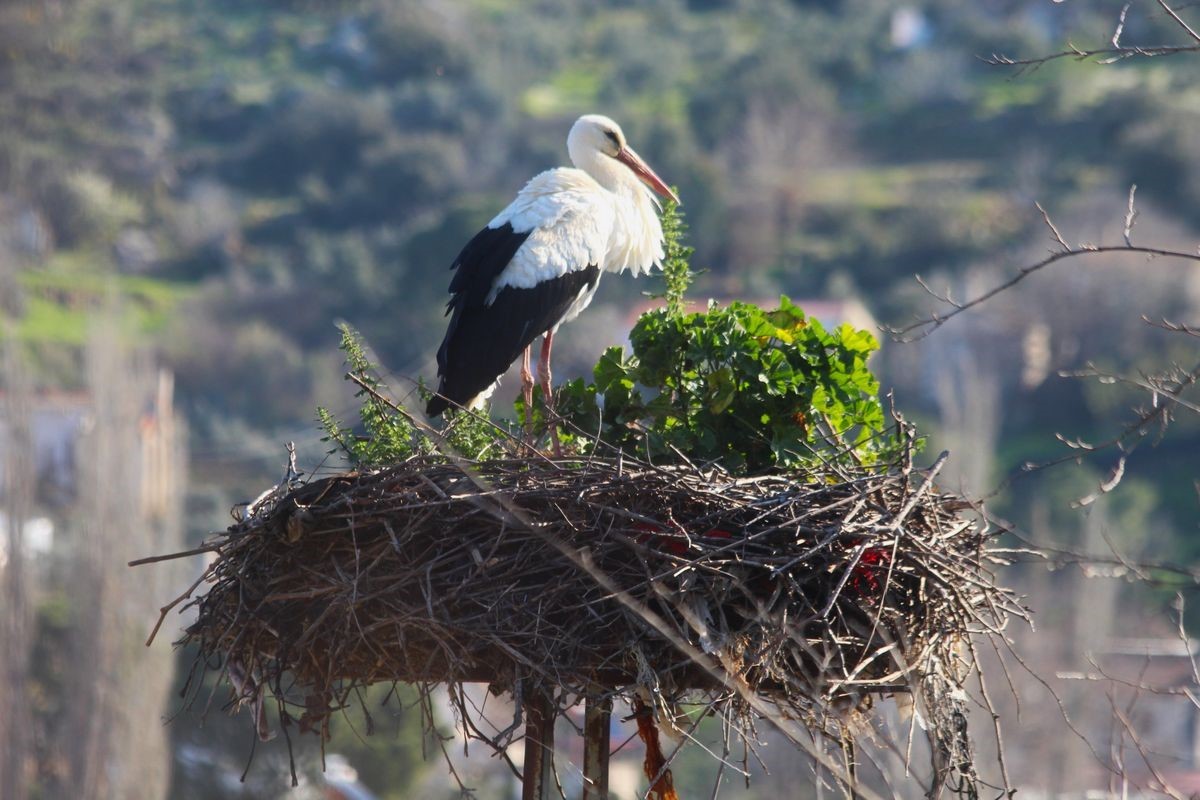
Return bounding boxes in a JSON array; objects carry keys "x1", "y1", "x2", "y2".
[
  {"x1": 486, "y1": 168, "x2": 615, "y2": 302},
  {"x1": 606, "y1": 185, "x2": 665, "y2": 277}
]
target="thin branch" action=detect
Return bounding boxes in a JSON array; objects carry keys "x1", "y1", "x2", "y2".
[
  {"x1": 128, "y1": 541, "x2": 223, "y2": 566},
  {"x1": 983, "y1": 43, "x2": 1200, "y2": 70},
  {"x1": 1123, "y1": 184, "x2": 1138, "y2": 247},
  {"x1": 1157, "y1": 0, "x2": 1200, "y2": 43},
  {"x1": 1145, "y1": 316, "x2": 1200, "y2": 336},
  {"x1": 988, "y1": 0, "x2": 1200, "y2": 69},
  {"x1": 888, "y1": 201, "x2": 1200, "y2": 341},
  {"x1": 1063, "y1": 361, "x2": 1200, "y2": 417},
  {"x1": 1113, "y1": 3, "x2": 1132, "y2": 47},
  {"x1": 982, "y1": 357, "x2": 1200, "y2": 505},
  {"x1": 1037, "y1": 202, "x2": 1071, "y2": 252}
]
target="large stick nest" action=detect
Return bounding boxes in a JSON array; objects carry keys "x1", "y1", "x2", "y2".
[{"x1": 174, "y1": 441, "x2": 1021, "y2": 791}]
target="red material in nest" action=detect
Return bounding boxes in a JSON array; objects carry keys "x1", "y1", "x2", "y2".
[
  {"x1": 632, "y1": 519, "x2": 734, "y2": 557},
  {"x1": 635, "y1": 519, "x2": 892, "y2": 602},
  {"x1": 849, "y1": 542, "x2": 893, "y2": 597}
]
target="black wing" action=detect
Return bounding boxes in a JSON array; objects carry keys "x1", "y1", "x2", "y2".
[{"x1": 427, "y1": 223, "x2": 599, "y2": 416}]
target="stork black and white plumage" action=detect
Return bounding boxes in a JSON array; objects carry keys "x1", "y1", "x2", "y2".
[{"x1": 426, "y1": 114, "x2": 679, "y2": 428}]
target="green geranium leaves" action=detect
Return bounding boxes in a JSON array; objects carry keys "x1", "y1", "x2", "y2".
[{"x1": 556, "y1": 298, "x2": 898, "y2": 473}]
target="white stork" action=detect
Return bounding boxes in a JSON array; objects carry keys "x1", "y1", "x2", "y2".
[{"x1": 426, "y1": 114, "x2": 678, "y2": 429}]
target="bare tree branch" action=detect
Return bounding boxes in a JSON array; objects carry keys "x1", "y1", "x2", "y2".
[
  {"x1": 888, "y1": 202, "x2": 1200, "y2": 342},
  {"x1": 889, "y1": 245, "x2": 1200, "y2": 341},
  {"x1": 1123, "y1": 184, "x2": 1138, "y2": 247},
  {"x1": 1062, "y1": 361, "x2": 1200, "y2": 417},
  {"x1": 1037, "y1": 201, "x2": 1071, "y2": 252},
  {"x1": 1113, "y1": 3, "x2": 1132, "y2": 47},
  {"x1": 1146, "y1": 316, "x2": 1200, "y2": 336},
  {"x1": 983, "y1": 43, "x2": 1200, "y2": 70},
  {"x1": 1157, "y1": 0, "x2": 1200, "y2": 43},
  {"x1": 978, "y1": 349, "x2": 1200, "y2": 508},
  {"x1": 986, "y1": 0, "x2": 1200, "y2": 70}
]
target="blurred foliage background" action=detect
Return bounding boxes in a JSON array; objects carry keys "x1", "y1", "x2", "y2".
[{"x1": 2, "y1": 0, "x2": 1200, "y2": 797}]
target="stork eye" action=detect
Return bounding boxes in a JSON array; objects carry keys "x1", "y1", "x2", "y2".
[{"x1": 603, "y1": 129, "x2": 620, "y2": 148}]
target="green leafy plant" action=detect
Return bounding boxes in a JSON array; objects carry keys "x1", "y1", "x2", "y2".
[
  {"x1": 656, "y1": 196, "x2": 694, "y2": 319},
  {"x1": 557, "y1": 298, "x2": 895, "y2": 473},
  {"x1": 318, "y1": 324, "x2": 418, "y2": 466},
  {"x1": 554, "y1": 198, "x2": 901, "y2": 474},
  {"x1": 440, "y1": 402, "x2": 511, "y2": 461}
]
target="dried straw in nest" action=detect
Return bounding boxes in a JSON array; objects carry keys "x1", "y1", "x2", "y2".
[{"x1": 163, "y1": 444, "x2": 1021, "y2": 795}]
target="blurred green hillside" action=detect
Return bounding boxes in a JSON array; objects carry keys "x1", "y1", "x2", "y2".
[
  {"x1": 5, "y1": 0, "x2": 1198, "y2": 414},
  {"x1": 7, "y1": 0, "x2": 1198, "y2": 510},
  {"x1": 3, "y1": 0, "x2": 1200, "y2": 796}
]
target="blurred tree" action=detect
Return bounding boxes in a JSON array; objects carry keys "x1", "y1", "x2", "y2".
[
  {"x1": 54, "y1": 319, "x2": 184, "y2": 800},
  {"x1": 0, "y1": 335, "x2": 35, "y2": 800}
]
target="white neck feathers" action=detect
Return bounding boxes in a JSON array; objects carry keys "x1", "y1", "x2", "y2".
[{"x1": 570, "y1": 151, "x2": 664, "y2": 277}]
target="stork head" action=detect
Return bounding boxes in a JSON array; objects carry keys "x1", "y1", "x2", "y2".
[{"x1": 568, "y1": 114, "x2": 680, "y2": 204}]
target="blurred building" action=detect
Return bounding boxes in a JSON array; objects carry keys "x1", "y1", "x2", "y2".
[
  {"x1": 1096, "y1": 637, "x2": 1200, "y2": 794},
  {"x1": 0, "y1": 350, "x2": 185, "y2": 800},
  {"x1": 0, "y1": 371, "x2": 179, "y2": 558},
  {"x1": 0, "y1": 390, "x2": 89, "y2": 508}
]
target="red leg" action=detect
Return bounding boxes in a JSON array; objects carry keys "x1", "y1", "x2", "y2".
[
  {"x1": 538, "y1": 332, "x2": 562, "y2": 457},
  {"x1": 520, "y1": 346, "x2": 534, "y2": 437}
]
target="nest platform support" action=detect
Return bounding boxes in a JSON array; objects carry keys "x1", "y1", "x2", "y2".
[
  {"x1": 582, "y1": 695, "x2": 611, "y2": 800},
  {"x1": 521, "y1": 688, "x2": 557, "y2": 800}
]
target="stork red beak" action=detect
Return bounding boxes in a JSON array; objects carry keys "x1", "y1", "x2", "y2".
[{"x1": 616, "y1": 146, "x2": 680, "y2": 205}]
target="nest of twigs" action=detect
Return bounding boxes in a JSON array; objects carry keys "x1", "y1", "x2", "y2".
[{"x1": 165, "y1": 438, "x2": 1020, "y2": 794}]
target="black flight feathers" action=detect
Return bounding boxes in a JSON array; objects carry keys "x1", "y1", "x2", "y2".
[{"x1": 427, "y1": 223, "x2": 600, "y2": 416}]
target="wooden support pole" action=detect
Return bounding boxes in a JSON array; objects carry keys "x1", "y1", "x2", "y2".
[
  {"x1": 522, "y1": 689, "x2": 556, "y2": 800},
  {"x1": 582, "y1": 695, "x2": 612, "y2": 800}
]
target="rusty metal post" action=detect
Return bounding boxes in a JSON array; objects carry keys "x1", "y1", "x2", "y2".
[
  {"x1": 522, "y1": 689, "x2": 556, "y2": 800},
  {"x1": 581, "y1": 695, "x2": 612, "y2": 800}
]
